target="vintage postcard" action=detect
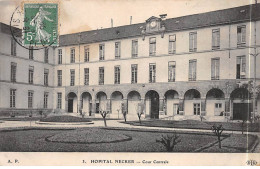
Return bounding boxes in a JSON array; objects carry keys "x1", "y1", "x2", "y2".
[{"x1": 0, "y1": 0, "x2": 259, "y2": 166}]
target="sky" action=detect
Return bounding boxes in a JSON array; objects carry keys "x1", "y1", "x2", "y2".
[{"x1": 0, "y1": 0, "x2": 257, "y2": 35}]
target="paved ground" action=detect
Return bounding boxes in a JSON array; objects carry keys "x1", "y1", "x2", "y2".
[{"x1": 0, "y1": 119, "x2": 259, "y2": 152}]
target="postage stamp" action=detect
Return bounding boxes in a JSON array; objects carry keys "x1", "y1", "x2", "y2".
[{"x1": 23, "y1": 3, "x2": 58, "y2": 46}]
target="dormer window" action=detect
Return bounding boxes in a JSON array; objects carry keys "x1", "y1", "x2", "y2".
[{"x1": 145, "y1": 16, "x2": 163, "y2": 33}]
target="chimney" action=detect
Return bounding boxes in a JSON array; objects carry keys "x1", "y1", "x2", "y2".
[
  {"x1": 130, "y1": 16, "x2": 132, "y2": 25},
  {"x1": 159, "y1": 14, "x2": 167, "y2": 19},
  {"x1": 111, "y1": 18, "x2": 113, "y2": 28}
]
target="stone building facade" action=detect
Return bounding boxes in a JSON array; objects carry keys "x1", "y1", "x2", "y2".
[{"x1": 0, "y1": 4, "x2": 260, "y2": 121}]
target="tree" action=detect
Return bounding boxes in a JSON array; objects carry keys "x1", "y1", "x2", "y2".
[
  {"x1": 100, "y1": 110, "x2": 109, "y2": 127},
  {"x1": 99, "y1": 101, "x2": 110, "y2": 127},
  {"x1": 241, "y1": 119, "x2": 247, "y2": 135},
  {"x1": 199, "y1": 114, "x2": 205, "y2": 121},
  {"x1": 79, "y1": 109, "x2": 86, "y2": 118},
  {"x1": 240, "y1": 110, "x2": 249, "y2": 134},
  {"x1": 136, "y1": 102, "x2": 145, "y2": 124},
  {"x1": 211, "y1": 124, "x2": 224, "y2": 149},
  {"x1": 156, "y1": 133, "x2": 181, "y2": 152}
]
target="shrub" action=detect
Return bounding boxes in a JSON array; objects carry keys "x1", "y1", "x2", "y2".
[
  {"x1": 211, "y1": 124, "x2": 224, "y2": 149},
  {"x1": 156, "y1": 133, "x2": 181, "y2": 152}
]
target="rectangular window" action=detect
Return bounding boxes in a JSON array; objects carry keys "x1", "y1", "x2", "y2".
[
  {"x1": 149, "y1": 37, "x2": 156, "y2": 56},
  {"x1": 237, "y1": 25, "x2": 246, "y2": 47},
  {"x1": 10, "y1": 62, "x2": 17, "y2": 82},
  {"x1": 169, "y1": 35, "x2": 176, "y2": 54},
  {"x1": 11, "y1": 38, "x2": 16, "y2": 56},
  {"x1": 70, "y1": 48, "x2": 75, "y2": 63},
  {"x1": 84, "y1": 46, "x2": 89, "y2": 62},
  {"x1": 115, "y1": 42, "x2": 121, "y2": 59},
  {"x1": 28, "y1": 91, "x2": 33, "y2": 108},
  {"x1": 189, "y1": 59, "x2": 197, "y2": 81},
  {"x1": 114, "y1": 66, "x2": 120, "y2": 84},
  {"x1": 211, "y1": 58, "x2": 220, "y2": 80},
  {"x1": 10, "y1": 89, "x2": 16, "y2": 108},
  {"x1": 236, "y1": 56, "x2": 246, "y2": 79},
  {"x1": 44, "y1": 92, "x2": 48, "y2": 109},
  {"x1": 57, "y1": 70, "x2": 62, "y2": 86},
  {"x1": 168, "y1": 61, "x2": 176, "y2": 82},
  {"x1": 215, "y1": 103, "x2": 222, "y2": 109},
  {"x1": 149, "y1": 63, "x2": 156, "y2": 83},
  {"x1": 193, "y1": 103, "x2": 200, "y2": 115},
  {"x1": 99, "y1": 44, "x2": 105, "y2": 60},
  {"x1": 84, "y1": 68, "x2": 89, "y2": 85},
  {"x1": 70, "y1": 69, "x2": 75, "y2": 86},
  {"x1": 99, "y1": 67, "x2": 104, "y2": 85},
  {"x1": 29, "y1": 47, "x2": 34, "y2": 60},
  {"x1": 189, "y1": 32, "x2": 197, "y2": 52},
  {"x1": 58, "y1": 49, "x2": 62, "y2": 64},
  {"x1": 132, "y1": 40, "x2": 138, "y2": 58},
  {"x1": 44, "y1": 48, "x2": 49, "y2": 63},
  {"x1": 57, "y1": 92, "x2": 62, "y2": 109},
  {"x1": 28, "y1": 66, "x2": 34, "y2": 84},
  {"x1": 212, "y1": 28, "x2": 220, "y2": 50},
  {"x1": 131, "y1": 64, "x2": 138, "y2": 84},
  {"x1": 44, "y1": 69, "x2": 49, "y2": 86}
]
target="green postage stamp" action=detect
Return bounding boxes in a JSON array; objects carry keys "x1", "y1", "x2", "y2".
[{"x1": 23, "y1": 3, "x2": 58, "y2": 46}]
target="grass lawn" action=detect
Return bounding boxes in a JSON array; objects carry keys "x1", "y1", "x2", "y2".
[
  {"x1": 0, "y1": 117, "x2": 42, "y2": 121},
  {"x1": 39, "y1": 116, "x2": 92, "y2": 123},
  {"x1": 123, "y1": 120, "x2": 260, "y2": 132},
  {"x1": 0, "y1": 127, "x2": 232, "y2": 152},
  {"x1": 202, "y1": 134, "x2": 257, "y2": 152}
]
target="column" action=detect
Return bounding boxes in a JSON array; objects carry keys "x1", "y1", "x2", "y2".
[
  {"x1": 178, "y1": 98, "x2": 184, "y2": 115},
  {"x1": 201, "y1": 97, "x2": 206, "y2": 116},
  {"x1": 123, "y1": 99, "x2": 128, "y2": 112},
  {"x1": 140, "y1": 98, "x2": 146, "y2": 118},
  {"x1": 92, "y1": 99, "x2": 96, "y2": 117},
  {"x1": 225, "y1": 97, "x2": 230, "y2": 116},
  {"x1": 106, "y1": 98, "x2": 111, "y2": 114},
  {"x1": 159, "y1": 97, "x2": 165, "y2": 116}
]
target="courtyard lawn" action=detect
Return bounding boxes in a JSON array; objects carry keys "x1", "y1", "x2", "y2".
[
  {"x1": 40, "y1": 116, "x2": 92, "y2": 123},
  {"x1": 0, "y1": 127, "x2": 234, "y2": 152},
  {"x1": 202, "y1": 134, "x2": 257, "y2": 152},
  {"x1": 123, "y1": 120, "x2": 260, "y2": 132},
  {"x1": 0, "y1": 117, "x2": 42, "y2": 121}
]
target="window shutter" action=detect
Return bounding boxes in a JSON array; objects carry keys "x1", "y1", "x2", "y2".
[
  {"x1": 242, "y1": 27, "x2": 246, "y2": 43},
  {"x1": 217, "y1": 31, "x2": 220, "y2": 47},
  {"x1": 189, "y1": 61, "x2": 192, "y2": 80},
  {"x1": 211, "y1": 59, "x2": 215, "y2": 79},
  {"x1": 189, "y1": 34, "x2": 193, "y2": 50},
  {"x1": 216, "y1": 59, "x2": 220, "y2": 79},
  {"x1": 193, "y1": 61, "x2": 196, "y2": 80},
  {"x1": 241, "y1": 56, "x2": 246, "y2": 72},
  {"x1": 194, "y1": 33, "x2": 197, "y2": 50}
]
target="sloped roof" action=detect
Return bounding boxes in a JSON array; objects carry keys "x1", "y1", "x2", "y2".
[
  {"x1": 1, "y1": 4, "x2": 260, "y2": 46},
  {"x1": 0, "y1": 22, "x2": 21, "y2": 36},
  {"x1": 59, "y1": 3, "x2": 260, "y2": 46}
]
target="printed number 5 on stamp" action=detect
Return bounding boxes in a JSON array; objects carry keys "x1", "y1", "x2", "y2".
[{"x1": 23, "y1": 3, "x2": 58, "y2": 47}]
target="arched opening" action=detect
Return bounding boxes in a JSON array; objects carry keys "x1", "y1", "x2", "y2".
[
  {"x1": 81, "y1": 92, "x2": 92, "y2": 116},
  {"x1": 145, "y1": 90, "x2": 159, "y2": 119},
  {"x1": 206, "y1": 88, "x2": 225, "y2": 116},
  {"x1": 230, "y1": 88, "x2": 252, "y2": 120},
  {"x1": 184, "y1": 89, "x2": 201, "y2": 116},
  {"x1": 96, "y1": 91, "x2": 107, "y2": 113},
  {"x1": 111, "y1": 91, "x2": 123, "y2": 116},
  {"x1": 164, "y1": 90, "x2": 179, "y2": 116},
  {"x1": 67, "y1": 92, "x2": 77, "y2": 113},
  {"x1": 127, "y1": 91, "x2": 141, "y2": 115}
]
